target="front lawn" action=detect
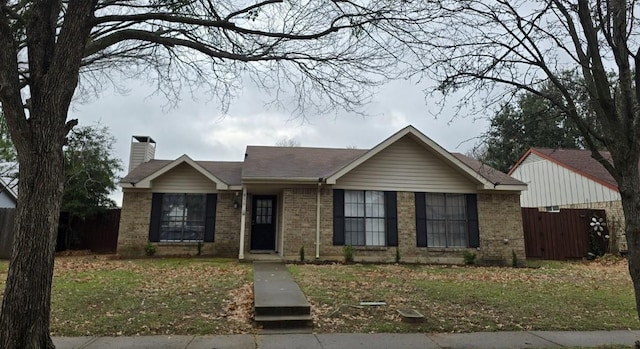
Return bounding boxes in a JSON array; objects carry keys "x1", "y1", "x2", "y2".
[
  {"x1": 289, "y1": 258, "x2": 640, "y2": 333},
  {"x1": 0, "y1": 256, "x2": 637, "y2": 336},
  {"x1": 0, "y1": 257, "x2": 253, "y2": 336}
]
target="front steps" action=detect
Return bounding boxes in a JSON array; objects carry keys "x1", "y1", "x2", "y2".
[{"x1": 253, "y1": 262, "x2": 312, "y2": 330}]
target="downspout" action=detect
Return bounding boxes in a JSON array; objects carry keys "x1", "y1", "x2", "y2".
[
  {"x1": 238, "y1": 187, "x2": 248, "y2": 260},
  {"x1": 316, "y1": 178, "x2": 322, "y2": 259}
]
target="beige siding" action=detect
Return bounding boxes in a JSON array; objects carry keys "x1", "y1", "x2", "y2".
[
  {"x1": 511, "y1": 154, "x2": 620, "y2": 207},
  {"x1": 335, "y1": 136, "x2": 477, "y2": 192},
  {"x1": 151, "y1": 163, "x2": 217, "y2": 193},
  {"x1": 128, "y1": 142, "x2": 155, "y2": 172}
]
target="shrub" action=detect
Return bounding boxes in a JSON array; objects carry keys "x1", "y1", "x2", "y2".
[
  {"x1": 343, "y1": 245, "x2": 354, "y2": 263},
  {"x1": 512, "y1": 250, "x2": 519, "y2": 267},
  {"x1": 144, "y1": 242, "x2": 157, "y2": 257},
  {"x1": 197, "y1": 242, "x2": 203, "y2": 256},
  {"x1": 299, "y1": 246, "x2": 305, "y2": 262},
  {"x1": 395, "y1": 247, "x2": 401, "y2": 263},
  {"x1": 463, "y1": 250, "x2": 477, "y2": 265}
]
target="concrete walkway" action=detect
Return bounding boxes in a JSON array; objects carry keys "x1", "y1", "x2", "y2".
[
  {"x1": 253, "y1": 261, "x2": 312, "y2": 327},
  {"x1": 53, "y1": 330, "x2": 640, "y2": 348}
]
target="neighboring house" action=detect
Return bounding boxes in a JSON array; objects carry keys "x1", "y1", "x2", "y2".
[
  {"x1": 509, "y1": 148, "x2": 626, "y2": 251},
  {"x1": 117, "y1": 126, "x2": 527, "y2": 264},
  {"x1": 0, "y1": 177, "x2": 17, "y2": 208}
]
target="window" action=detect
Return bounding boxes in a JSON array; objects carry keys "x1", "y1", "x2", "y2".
[
  {"x1": 420, "y1": 193, "x2": 476, "y2": 248},
  {"x1": 159, "y1": 194, "x2": 206, "y2": 242},
  {"x1": 344, "y1": 190, "x2": 385, "y2": 246},
  {"x1": 333, "y1": 189, "x2": 398, "y2": 247},
  {"x1": 149, "y1": 193, "x2": 216, "y2": 243},
  {"x1": 426, "y1": 193, "x2": 468, "y2": 247},
  {"x1": 544, "y1": 206, "x2": 560, "y2": 213}
]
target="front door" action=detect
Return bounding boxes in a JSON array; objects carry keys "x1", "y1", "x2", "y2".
[{"x1": 250, "y1": 195, "x2": 277, "y2": 250}]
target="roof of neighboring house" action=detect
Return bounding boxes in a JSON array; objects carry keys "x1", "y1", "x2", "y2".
[
  {"x1": 452, "y1": 153, "x2": 525, "y2": 186},
  {"x1": 0, "y1": 177, "x2": 17, "y2": 204},
  {"x1": 122, "y1": 159, "x2": 244, "y2": 186},
  {"x1": 510, "y1": 148, "x2": 617, "y2": 190},
  {"x1": 242, "y1": 146, "x2": 367, "y2": 180}
]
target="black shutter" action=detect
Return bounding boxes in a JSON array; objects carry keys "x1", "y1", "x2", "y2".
[
  {"x1": 333, "y1": 189, "x2": 345, "y2": 245},
  {"x1": 149, "y1": 193, "x2": 163, "y2": 242},
  {"x1": 204, "y1": 194, "x2": 217, "y2": 242},
  {"x1": 467, "y1": 194, "x2": 480, "y2": 248},
  {"x1": 415, "y1": 192, "x2": 427, "y2": 247},
  {"x1": 385, "y1": 191, "x2": 398, "y2": 246}
]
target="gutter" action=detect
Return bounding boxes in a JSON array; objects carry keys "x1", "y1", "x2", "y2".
[{"x1": 242, "y1": 177, "x2": 321, "y2": 183}]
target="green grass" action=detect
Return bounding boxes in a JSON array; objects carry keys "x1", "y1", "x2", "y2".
[
  {"x1": 1, "y1": 256, "x2": 638, "y2": 336},
  {"x1": 0, "y1": 257, "x2": 252, "y2": 336},
  {"x1": 289, "y1": 260, "x2": 640, "y2": 333}
]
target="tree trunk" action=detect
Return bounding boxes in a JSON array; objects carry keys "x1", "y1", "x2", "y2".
[
  {"x1": 615, "y1": 155, "x2": 640, "y2": 319},
  {"x1": 623, "y1": 198, "x2": 640, "y2": 319},
  {"x1": 0, "y1": 124, "x2": 65, "y2": 349}
]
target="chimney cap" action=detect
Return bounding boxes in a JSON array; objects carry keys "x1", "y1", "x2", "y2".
[{"x1": 132, "y1": 135, "x2": 156, "y2": 143}]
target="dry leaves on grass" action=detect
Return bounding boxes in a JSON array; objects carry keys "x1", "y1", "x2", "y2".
[
  {"x1": 45, "y1": 256, "x2": 255, "y2": 336},
  {"x1": 223, "y1": 282, "x2": 254, "y2": 324},
  {"x1": 293, "y1": 259, "x2": 637, "y2": 333}
]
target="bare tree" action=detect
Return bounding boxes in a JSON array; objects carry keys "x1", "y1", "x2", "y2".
[
  {"x1": 0, "y1": 1, "x2": 437, "y2": 347},
  {"x1": 419, "y1": 0, "x2": 640, "y2": 318},
  {"x1": 275, "y1": 137, "x2": 301, "y2": 147}
]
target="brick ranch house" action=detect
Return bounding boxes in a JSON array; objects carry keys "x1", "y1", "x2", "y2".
[{"x1": 117, "y1": 126, "x2": 527, "y2": 264}]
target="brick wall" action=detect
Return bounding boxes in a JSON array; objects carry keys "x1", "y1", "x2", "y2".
[
  {"x1": 117, "y1": 189, "x2": 153, "y2": 256},
  {"x1": 281, "y1": 189, "x2": 525, "y2": 264},
  {"x1": 560, "y1": 200, "x2": 626, "y2": 252},
  {"x1": 281, "y1": 188, "x2": 320, "y2": 258},
  {"x1": 118, "y1": 187, "x2": 526, "y2": 264},
  {"x1": 477, "y1": 193, "x2": 526, "y2": 264},
  {"x1": 117, "y1": 190, "x2": 241, "y2": 257}
]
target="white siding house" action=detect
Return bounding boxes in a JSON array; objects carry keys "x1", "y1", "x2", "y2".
[
  {"x1": 509, "y1": 148, "x2": 625, "y2": 251},
  {"x1": 511, "y1": 152, "x2": 620, "y2": 208}
]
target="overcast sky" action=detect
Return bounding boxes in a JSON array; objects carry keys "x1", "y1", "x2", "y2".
[{"x1": 68, "y1": 76, "x2": 491, "y2": 206}]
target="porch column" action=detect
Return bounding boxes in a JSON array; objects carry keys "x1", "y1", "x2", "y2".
[
  {"x1": 316, "y1": 183, "x2": 321, "y2": 259},
  {"x1": 238, "y1": 187, "x2": 248, "y2": 260}
]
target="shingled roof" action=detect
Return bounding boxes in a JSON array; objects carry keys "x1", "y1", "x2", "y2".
[
  {"x1": 452, "y1": 153, "x2": 525, "y2": 186},
  {"x1": 120, "y1": 126, "x2": 524, "y2": 190},
  {"x1": 242, "y1": 146, "x2": 367, "y2": 180},
  {"x1": 122, "y1": 159, "x2": 244, "y2": 186},
  {"x1": 511, "y1": 148, "x2": 617, "y2": 190}
]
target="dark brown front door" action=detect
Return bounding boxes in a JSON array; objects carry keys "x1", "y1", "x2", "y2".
[{"x1": 250, "y1": 195, "x2": 277, "y2": 250}]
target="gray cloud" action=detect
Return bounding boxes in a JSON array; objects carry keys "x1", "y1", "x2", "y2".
[{"x1": 69, "y1": 76, "x2": 490, "y2": 205}]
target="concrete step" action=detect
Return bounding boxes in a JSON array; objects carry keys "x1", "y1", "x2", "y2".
[
  {"x1": 254, "y1": 314, "x2": 313, "y2": 329},
  {"x1": 254, "y1": 305, "x2": 311, "y2": 317},
  {"x1": 253, "y1": 262, "x2": 314, "y2": 330}
]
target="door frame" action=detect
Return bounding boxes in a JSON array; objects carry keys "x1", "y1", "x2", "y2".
[{"x1": 250, "y1": 195, "x2": 278, "y2": 251}]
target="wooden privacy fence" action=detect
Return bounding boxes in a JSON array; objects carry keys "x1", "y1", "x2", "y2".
[
  {"x1": 0, "y1": 209, "x2": 120, "y2": 258},
  {"x1": 58, "y1": 209, "x2": 121, "y2": 253},
  {"x1": 522, "y1": 207, "x2": 607, "y2": 260},
  {"x1": 0, "y1": 208, "x2": 15, "y2": 259}
]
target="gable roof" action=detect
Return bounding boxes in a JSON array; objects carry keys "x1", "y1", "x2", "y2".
[
  {"x1": 120, "y1": 126, "x2": 525, "y2": 192},
  {"x1": 242, "y1": 146, "x2": 366, "y2": 181},
  {"x1": 121, "y1": 156, "x2": 243, "y2": 188},
  {"x1": 509, "y1": 148, "x2": 617, "y2": 191},
  {"x1": 325, "y1": 125, "x2": 526, "y2": 191}
]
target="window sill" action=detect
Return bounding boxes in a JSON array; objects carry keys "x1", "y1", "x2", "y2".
[
  {"x1": 352, "y1": 246, "x2": 388, "y2": 251},
  {"x1": 157, "y1": 241, "x2": 205, "y2": 246},
  {"x1": 421, "y1": 247, "x2": 475, "y2": 253}
]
